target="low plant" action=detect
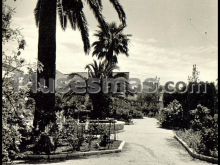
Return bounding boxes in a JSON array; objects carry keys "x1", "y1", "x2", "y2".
[
  {"x1": 176, "y1": 129, "x2": 204, "y2": 153},
  {"x1": 189, "y1": 105, "x2": 218, "y2": 157},
  {"x1": 141, "y1": 103, "x2": 159, "y2": 117},
  {"x1": 99, "y1": 133, "x2": 110, "y2": 147},
  {"x1": 129, "y1": 109, "x2": 144, "y2": 119},
  {"x1": 158, "y1": 100, "x2": 184, "y2": 128},
  {"x1": 33, "y1": 132, "x2": 55, "y2": 155}
]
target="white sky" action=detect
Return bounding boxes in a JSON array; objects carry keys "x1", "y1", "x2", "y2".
[{"x1": 6, "y1": 0, "x2": 218, "y2": 84}]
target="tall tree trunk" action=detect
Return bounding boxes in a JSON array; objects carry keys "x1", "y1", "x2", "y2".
[{"x1": 34, "y1": 0, "x2": 57, "y2": 133}]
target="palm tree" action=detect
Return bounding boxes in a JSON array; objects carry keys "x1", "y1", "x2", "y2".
[
  {"x1": 64, "y1": 60, "x2": 128, "y2": 119},
  {"x1": 33, "y1": 0, "x2": 126, "y2": 132},
  {"x1": 85, "y1": 60, "x2": 119, "y2": 78},
  {"x1": 85, "y1": 61, "x2": 119, "y2": 119},
  {"x1": 92, "y1": 22, "x2": 131, "y2": 64}
]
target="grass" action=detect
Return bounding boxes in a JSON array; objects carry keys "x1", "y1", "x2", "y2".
[{"x1": 176, "y1": 129, "x2": 202, "y2": 153}]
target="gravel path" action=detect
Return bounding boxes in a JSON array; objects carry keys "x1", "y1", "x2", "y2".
[{"x1": 17, "y1": 117, "x2": 214, "y2": 165}]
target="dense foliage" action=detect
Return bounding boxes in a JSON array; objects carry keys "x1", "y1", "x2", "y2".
[
  {"x1": 92, "y1": 22, "x2": 131, "y2": 64},
  {"x1": 164, "y1": 82, "x2": 217, "y2": 117},
  {"x1": 158, "y1": 100, "x2": 184, "y2": 128},
  {"x1": 33, "y1": 115, "x2": 84, "y2": 154},
  {"x1": 159, "y1": 101, "x2": 218, "y2": 157},
  {"x1": 111, "y1": 97, "x2": 144, "y2": 123},
  {"x1": 163, "y1": 65, "x2": 217, "y2": 118},
  {"x1": 2, "y1": 1, "x2": 35, "y2": 162},
  {"x1": 137, "y1": 93, "x2": 160, "y2": 117},
  {"x1": 189, "y1": 105, "x2": 218, "y2": 157}
]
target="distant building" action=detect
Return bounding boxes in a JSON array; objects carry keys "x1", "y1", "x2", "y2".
[{"x1": 60, "y1": 72, "x2": 130, "y2": 97}]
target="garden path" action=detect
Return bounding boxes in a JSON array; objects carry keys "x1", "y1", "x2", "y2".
[{"x1": 18, "y1": 117, "x2": 214, "y2": 165}]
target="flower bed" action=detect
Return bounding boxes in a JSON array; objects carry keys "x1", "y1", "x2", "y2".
[
  {"x1": 176, "y1": 129, "x2": 218, "y2": 159},
  {"x1": 21, "y1": 140, "x2": 125, "y2": 161},
  {"x1": 175, "y1": 132, "x2": 218, "y2": 164},
  {"x1": 79, "y1": 120, "x2": 125, "y2": 134}
]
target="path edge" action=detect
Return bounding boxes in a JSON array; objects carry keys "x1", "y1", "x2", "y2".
[
  {"x1": 22, "y1": 141, "x2": 126, "y2": 161},
  {"x1": 174, "y1": 133, "x2": 218, "y2": 164}
]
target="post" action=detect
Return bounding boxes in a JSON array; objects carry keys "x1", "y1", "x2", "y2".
[
  {"x1": 114, "y1": 120, "x2": 116, "y2": 141},
  {"x1": 108, "y1": 119, "x2": 111, "y2": 149}
]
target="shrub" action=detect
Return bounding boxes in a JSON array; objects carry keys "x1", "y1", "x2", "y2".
[
  {"x1": 130, "y1": 109, "x2": 144, "y2": 119},
  {"x1": 189, "y1": 105, "x2": 218, "y2": 157},
  {"x1": 87, "y1": 120, "x2": 125, "y2": 135},
  {"x1": 32, "y1": 113, "x2": 83, "y2": 154},
  {"x1": 111, "y1": 97, "x2": 144, "y2": 122},
  {"x1": 113, "y1": 108, "x2": 132, "y2": 123},
  {"x1": 177, "y1": 127, "x2": 218, "y2": 158},
  {"x1": 176, "y1": 129, "x2": 204, "y2": 153},
  {"x1": 99, "y1": 134, "x2": 110, "y2": 147},
  {"x1": 88, "y1": 123, "x2": 108, "y2": 135},
  {"x1": 158, "y1": 100, "x2": 184, "y2": 128},
  {"x1": 62, "y1": 118, "x2": 82, "y2": 151},
  {"x1": 163, "y1": 82, "x2": 217, "y2": 118},
  {"x1": 190, "y1": 105, "x2": 214, "y2": 131},
  {"x1": 141, "y1": 103, "x2": 159, "y2": 117},
  {"x1": 187, "y1": 82, "x2": 217, "y2": 115},
  {"x1": 33, "y1": 132, "x2": 55, "y2": 155}
]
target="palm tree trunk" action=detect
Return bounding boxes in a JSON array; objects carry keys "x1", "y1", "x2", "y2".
[{"x1": 34, "y1": 0, "x2": 57, "y2": 133}]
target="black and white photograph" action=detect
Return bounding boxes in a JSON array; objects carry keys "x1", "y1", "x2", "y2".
[{"x1": 2, "y1": 0, "x2": 218, "y2": 164}]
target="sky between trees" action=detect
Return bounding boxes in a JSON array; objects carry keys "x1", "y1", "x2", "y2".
[{"x1": 6, "y1": 0, "x2": 218, "y2": 84}]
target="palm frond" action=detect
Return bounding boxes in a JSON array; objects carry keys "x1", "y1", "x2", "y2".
[
  {"x1": 76, "y1": 11, "x2": 90, "y2": 54},
  {"x1": 57, "y1": 0, "x2": 68, "y2": 30},
  {"x1": 97, "y1": 0, "x2": 103, "y2": 9},
  {"x1": 116, "y1": 23, "x2": 125, "y2": 34},
  {"x1": 105, "y1": 62, "x2": 119, "y2": 75},
  {"x1": 109, "y1": 0, "x2": 126, "y2": 26},
  {"x1": 92, "y1": 22, "x2": 131, "y2": 64},
  {"x1": 67, "y1": 11, "x2": 77, "y2": 30},
  {"x1": 86, "y1": 0, "x2": 109, "y2": 33}
]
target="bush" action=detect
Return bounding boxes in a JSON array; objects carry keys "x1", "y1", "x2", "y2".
[
  {"x1": 87, "y1": 120, "x2": 125, "y2": 135},
  {"x1": 141, "y1": 103, "x2": 159, "y2": 117},
  {"x1": 129, "y1": 109, "x2": 144, "y2": 119},
  {"x1": 158, "y1": 100, "x2": 184, "y2": 128},
  {"x1": 137, "y1": 92, "x2": 160, "y2": 117},
  {"x1": 176, "y1": 106, "x2": 218, "y2": 158},
  {"x1": 163, "y1": 82, "x2": 217, "y2": 118},
  {"x1": 187, "y1": 82, "x2": 217, "y2": 115},
  {"x1": 111, "y1": 97, "x2": 143, "y2": 122},
  {"x1": 190, "y1": 105, "x2": 214, "y2": 131},
  {"x1": 189, "y1": 105, "x2": 218, "y2": 157},
  {"x1": 32, "y1": 113, "x2": 83, "y2": 154},
  {"x1": 177, "y1": 127, "x2": 218, "y2": 158},
  {"x1": 62, "y1": 118, "x2": 82, "y2": 151},
  {"x1": 33, "y1": 132, "x2": 55, "y2": 155},
  {"x1": 176, "y1": 129, "x2": 204, "y2": 153},
  {"x1": 113, "y1": 108, "x2": 132, "y2": 123}
]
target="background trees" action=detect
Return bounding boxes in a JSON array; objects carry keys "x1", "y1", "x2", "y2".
[{"x1": 163, "y1": 65, "x2": 218, "y2": 125}]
